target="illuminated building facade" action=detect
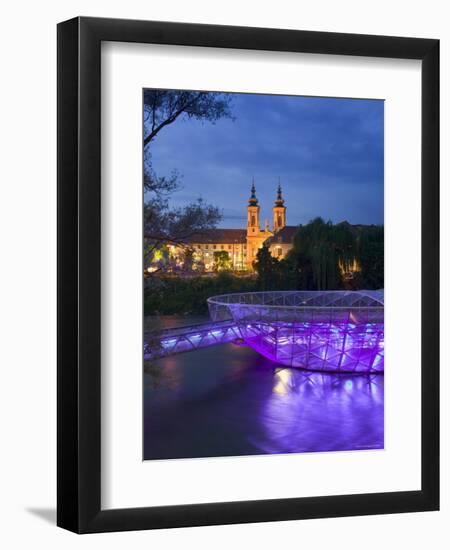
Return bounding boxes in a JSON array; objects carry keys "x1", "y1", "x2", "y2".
[
  {"x1": 183, "y1": 182, "x2": 298, "y2": 272},
  {"x1": 147, "y1": 182, "x2": 368, "y2": 276}
]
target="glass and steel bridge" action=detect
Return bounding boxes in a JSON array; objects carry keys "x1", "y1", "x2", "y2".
[{"x1": 145, "y1": 290, "x2": 384, "y2": 373}]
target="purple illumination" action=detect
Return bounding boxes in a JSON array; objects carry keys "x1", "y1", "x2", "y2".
[
  {"x1": 208, "y1": 290, "x2": 384, "y2": 373},
  {"x1": 143, "y1": 347, "x2": 384, "y2": 459},
  {"x1": 256, "y1": 369, "x2": 384, "y2": 454},
  {"x1": 145, "y1": 291, "x2": 384, "y2": 374},
  {"x1": 144, "y1": 320, "x2": 241, "y2": 360}
]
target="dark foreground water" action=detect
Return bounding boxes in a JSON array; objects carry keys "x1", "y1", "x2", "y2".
[{"x1": 143, "y1": 343, "x2": 384, "y2": 460}]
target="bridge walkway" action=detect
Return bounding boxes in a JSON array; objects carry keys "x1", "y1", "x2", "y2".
[{"x1": 144, "y1": 320, "x2": 242, "y2": 360}]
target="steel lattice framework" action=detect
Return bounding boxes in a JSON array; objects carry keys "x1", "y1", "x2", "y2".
[
  {"x1": 207, "y1": 290, "x2": 384, "y2": 373},
  {"x1": 144, "y1": 320, "x2": 241, "y2": 360}
]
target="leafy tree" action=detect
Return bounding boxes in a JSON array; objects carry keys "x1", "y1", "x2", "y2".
[
  {"x1": 144, "y1": 273, "x2": 258, "y2": 315},
  {"x1": 276, "y1": 257, "x2": 299, "y2": 290},
  {"x1": 254, "y1": 245, "x2": 281, "y2": 290},
  {"x1": 144, "y1": 197, "x2": 221, "y2": 251},
  {"x1": 143, "y1": 90, "x2": 234, "y2": 271},
  {"x1": 213, "y1": 250, "x2": 231, "y2": 271},
  {"x1": 287, "y1": 218, "x2": 355, "y2": 290},
  {"x1": 181, "y1": 247, "x2": 195, "y2": 273},
  {"x1": 285, "y1": 218, "x2": 383, "y2": 290},
  {"x1": 144, "y1": 243, "x2": 169, "y2": 275},
  {"x1": 143, "y1": 90, "x2": 233, "y2": 147},
  {"x1": 355, "y1": 225, "x2": 384, "y2": 288},
  {"x1": 143, "y1": 90, "x2": 233, "y2": 198}
]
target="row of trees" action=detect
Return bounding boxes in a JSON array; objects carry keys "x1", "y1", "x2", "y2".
[{"x1": 254, "y1": 218, "x2": 384, "y2": 291}]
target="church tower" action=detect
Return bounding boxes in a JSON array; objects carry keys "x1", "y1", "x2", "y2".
[
  {"x1": 273, "y1": 183, "x2": 286, "y2": 232},
  {"x1": 247, "y1": 181, "x2": 260, "y2": 236}
]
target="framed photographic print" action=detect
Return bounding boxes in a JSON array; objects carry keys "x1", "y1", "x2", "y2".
[{"x1": 57, "y1": 17, "x2": 439, "y2": 533}]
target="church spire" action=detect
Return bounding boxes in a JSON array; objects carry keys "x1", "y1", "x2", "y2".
[
  {"x1": 248, "y1": 178, "x2": 258, "y2": 206},
  {"x1": 247, "y1": 179, "x2": 260, "y2": 237},
  {"x1": 273, "y1": 179, "x2": 286, "y2": 232},
  {"x1": 274, "y1": 180, "x2": 284, "y2": 207}
]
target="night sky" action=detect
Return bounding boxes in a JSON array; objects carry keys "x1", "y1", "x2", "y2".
[{"x1": 147, "y1": 92, "x2": 384, "y2": 228}]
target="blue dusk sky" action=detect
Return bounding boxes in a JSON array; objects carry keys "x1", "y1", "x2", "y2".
[{"x1": 146, "y1": 92, "x2": 384, "y2": 228}]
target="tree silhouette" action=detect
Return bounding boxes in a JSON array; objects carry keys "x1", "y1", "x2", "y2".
[
  {"x1": 254, "y1": 245, "x2": 281, "y2": 290},
  {"x1": 213, "y1": 251, "x2": 232, "y2": 271},
  {"x1": 144, "y1": 90, "x2": 233, "y2": 147},
  {"x1": 143, "y1": 90, "x2": 234, "y2": 271},
  {"x1": 287, "y1": 218, "x2": 384, "y2": 290}
]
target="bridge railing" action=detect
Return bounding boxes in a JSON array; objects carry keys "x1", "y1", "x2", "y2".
[{"x1": 144, "y1": 320, "x2": 241, "y2": 360}]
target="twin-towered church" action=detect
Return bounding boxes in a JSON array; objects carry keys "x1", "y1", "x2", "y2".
[{"x1": 184, "y1": 182, "x2": 298, "y2": 271}]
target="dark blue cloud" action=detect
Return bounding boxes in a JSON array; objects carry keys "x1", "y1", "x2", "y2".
[{"x1": 147, "y1": 92, "x2": 384, "y2": 228}]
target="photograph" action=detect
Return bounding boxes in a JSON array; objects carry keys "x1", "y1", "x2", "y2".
[
  {"x1": 0, "y1": 0, "x2": 442, "y2": 540},
  {"x1": 142, "y1": 89, "x2": 385, "y2": 460}
]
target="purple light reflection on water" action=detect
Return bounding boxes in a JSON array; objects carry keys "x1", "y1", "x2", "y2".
[
  {"x1": 144, "y1": 343, "x2": 384, "y2": 460},
  {"x1": 253, "y1": 368, "x2": 384, "y2": 455}
]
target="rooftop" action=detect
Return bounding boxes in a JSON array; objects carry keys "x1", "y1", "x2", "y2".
[
  {"x1": 265, "y1": 225, "x2": 299, "y2": 245},
  {"x1": 185, "y1": 228, "x2": 247, "y2": 244}
]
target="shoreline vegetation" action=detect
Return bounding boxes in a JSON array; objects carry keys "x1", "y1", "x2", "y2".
[{"x1": 144, "y1": 272, "x2": 258, "y2": 316}]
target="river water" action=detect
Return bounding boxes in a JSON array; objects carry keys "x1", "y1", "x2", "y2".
[{"x1": 143, "y1": 331, "x2": 384, "y2": 460}]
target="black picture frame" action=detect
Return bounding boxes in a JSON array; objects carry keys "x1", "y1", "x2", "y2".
[{"x1": 57, "y1": 16, "x2": 439, "y2": 533}]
